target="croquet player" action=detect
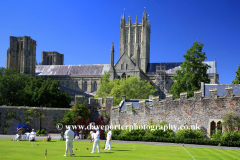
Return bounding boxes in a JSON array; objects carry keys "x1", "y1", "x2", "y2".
[
  {"x1": 29, "y1": 129, "x2": 36, "y2": 141},
  {"x1": 90, "y1": 131, "x2": 100, "y2": 153},
  {"x1": 104, "y1": 128, "x2": 112, "y2": 150},
  {"x1": 64, "y1": 127, "x2": 74, "y2": 156},
  {"x1": 96, "y1": 128, "x2": 100, "y2": 137}
]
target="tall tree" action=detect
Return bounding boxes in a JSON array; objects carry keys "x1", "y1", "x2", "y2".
[
  {"x1": 0, "y1": 67, "x2": 72, "y2": 107},
  {"x1": 232, "y1": 63, "x2": 240, "y2": 84},
  {"x1": 169, "y1": 41, "x2": 211, "y2": 98},
  {"x1": 0, "y1": 67, "x2": 30, "y2": 106},
  {"x1": 95, "y1": 71, "x2": 113, "y2": 100},
  {"x1": 95, "y1": 72, "x2": 156, "y2": 105}
]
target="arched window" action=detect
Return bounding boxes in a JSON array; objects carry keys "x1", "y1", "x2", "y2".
[
  {"x1": 66, "y1": 81, "x2": 70, "y2": 88},
  {"x1": 75, "y1": 82, "x2": 79, "y2": 91},
  {"x1": 210, "y1": 121, "x2": 216, "y2": 136},
  {"x1": 126, "y1": 64, "x2": 128, "y2": 70},
  {"x1": 121, "y1": 64, "x2": 124, "y2": 70},
  {"x1": 84, "y1": 81, "x2": 88, "y2": 91},
  {"x1": 93, "y1": 81, "x2": 97, "y2": 92}
]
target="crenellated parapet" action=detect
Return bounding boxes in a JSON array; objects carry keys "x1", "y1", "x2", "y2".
[{"x1": 110, "y1": 86, "x2": 240, "y2": 137}]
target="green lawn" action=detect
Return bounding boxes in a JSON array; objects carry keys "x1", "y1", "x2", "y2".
[{"x1": 0, "y1": 139, "x2": 240, "y2": 160}]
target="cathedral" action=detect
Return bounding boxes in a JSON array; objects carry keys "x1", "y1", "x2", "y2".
[{"x1": 6, "y1": 11, "x2": 219, "y2": 98}]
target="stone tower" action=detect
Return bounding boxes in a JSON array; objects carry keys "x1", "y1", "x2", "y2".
[
  {"x1": 40, "y1": 51, "x2": 64, "y2": 65},
  {"x1": 120, "y1": 11, "x2": 150, "y2": 73},
  {"x1": 6, "y1": 36, "x2": 36, "y2": 76}
]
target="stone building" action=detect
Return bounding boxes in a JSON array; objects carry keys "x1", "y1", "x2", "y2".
[
  {"x1": 40, "y1": 51, "x2": 64, "y2": 65},
  {"x1": 6, "y1": 36, "x2": 36, "y2": 76},
  {"x1": 7, "y1": 11, "x2": 219, "y2": 97}
]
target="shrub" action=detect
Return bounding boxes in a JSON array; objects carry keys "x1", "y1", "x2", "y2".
[{"x1": 176, "y1": 128, "x2": 205, "y2": 139}]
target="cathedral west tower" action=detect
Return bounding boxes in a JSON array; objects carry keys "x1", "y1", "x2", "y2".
[{"x1": 6, "y1": 36, "x2": 36, "y2": 76}]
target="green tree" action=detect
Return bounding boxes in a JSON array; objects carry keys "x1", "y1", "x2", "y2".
[
  {"x1": 232, "y1": 63, "x2": 240, "y2": 84},
  {"x1": 111, "y1": 76, "x2": 156, "y2": 105},
  {"x1": 95, "y1": 72, "x2": 157, "y2": 105},
  {"x1": 0, "y1": 67, "x2": 72, "y2": 107},
  {"x1": 95, "y1": 71, "x2": 113, "y2": 100},
  {"x1": 222, "y1": 111, "x2": 240, "y2": 131},
  {"x1": 60, "y1": 101, "x2": 91, "y2": 125},
  {"x1": 0, "y1": 67, "x2": 30, "y2": 106},
  {"x1": 169, "y1": 41, "x2": 211, "y2": 98},
  {"x1": 24, "y1": 77, "x2": 72, "y2": 107}
]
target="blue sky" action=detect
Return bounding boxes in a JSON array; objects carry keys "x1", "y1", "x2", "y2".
[{"x1": 0, "y1": 0, "x2": 239, "y2": 84}]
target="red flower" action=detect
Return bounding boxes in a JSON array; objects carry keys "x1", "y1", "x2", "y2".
[
  {"x1": 228, "y1": 127, "x2": 230, "y2": 131},
  {"x1": 215, "y1": 126, "x2": 217, "y2": 128},
  {"x1": 237, "y1": 130, "x2": 239, "y2": 133}
]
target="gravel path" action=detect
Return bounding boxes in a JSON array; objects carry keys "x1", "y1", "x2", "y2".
[{"x1": 1, "y1": 134, "x2": 239, "y2": 151}]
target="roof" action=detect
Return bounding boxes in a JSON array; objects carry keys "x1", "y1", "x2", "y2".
[
  {"x1": 36, "y1": 64, "x2": 111, "y2": 76},
  {"x1": 120, "y1": 100, "x2": 152, "y2": 111},
  {"x1": 146, "y1": 61, "x2": 216, "y2": 74},
  {"x1": 204, "y1": 84, "x2": 240, "y2": 97},
  {"x1": 59, "y1": 86, "x2": 93, "y2": 97}
]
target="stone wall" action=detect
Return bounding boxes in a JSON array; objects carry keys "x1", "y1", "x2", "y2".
[
  {"x1": 0, "y1": 106, "x2": 69, "y2": 134},
  {"x1": 111, "y1": 87, "x2": 240, "y2": 137}
]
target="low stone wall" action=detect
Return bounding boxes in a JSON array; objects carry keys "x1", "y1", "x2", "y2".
[
  {"x1": 111, "y1": 87, "x2": 240, "y2": 137},
  {"x1": 0, "y1": 96, "x2": 114, "y2": 135},
  {"x1": 0, "y1": 106, "x2": 69, "y2": 134}
]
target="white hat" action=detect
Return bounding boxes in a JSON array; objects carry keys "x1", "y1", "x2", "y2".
[{"x1": 90, "y1": 131, "x2": 93, "y2": 134}]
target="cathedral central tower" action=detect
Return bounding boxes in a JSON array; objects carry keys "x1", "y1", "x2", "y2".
[{"x1": 120, "y1": 11, "x2": 150, "y2": 73}]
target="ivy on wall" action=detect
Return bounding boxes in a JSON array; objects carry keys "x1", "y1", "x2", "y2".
[{"x1": 3, "y1": 110, "x2": 21, "y2": 134}]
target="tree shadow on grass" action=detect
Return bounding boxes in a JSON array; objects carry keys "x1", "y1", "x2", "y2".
[
  {"x1": 113, "y1": 150, "x2": 130, "y2": 151},
  {"x1": 71, "y1": 156, "x2": 101, "y2": 157},
  {"x1": 102, "y1": 152, "x2": 114, "y2": 153}
]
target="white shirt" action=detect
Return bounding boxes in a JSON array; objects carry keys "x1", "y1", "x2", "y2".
[
  {"x1": 91, "y1": 133, "x2": 100, "y2": 141},
  {"x1": 64, "y1": 129, "x2": 74, "y2": 142},
  {"x1": 107, "y1": 131, "x2": 112, "y2": 141},
  {"x1": 96, "y1": 129, "x2": 100, "y2": 136},
  {"x1": 30, "y1": 131, "x2": 36, "y2": 136}
]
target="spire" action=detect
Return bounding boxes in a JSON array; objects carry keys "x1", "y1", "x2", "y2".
[
  {"x1": 111, "y1": 42, "x2": 114, "y2": 52},
  {"x1": 136, "y1": 14, "x2": 138, "y2": 23},
  {"x1": 128, "y1": 15, "x2": 131, "y2": 24},
  {"x1": 111, "y1": 42, "x2": 114, "y2": 67}
]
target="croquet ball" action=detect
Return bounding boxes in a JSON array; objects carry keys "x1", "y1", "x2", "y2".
[
  {"x1": 76, "y1": 149, "x2": 77, "y2": 150},
  {"x1": 79, "y1": 149, "x2": 81, "y2": 151}
]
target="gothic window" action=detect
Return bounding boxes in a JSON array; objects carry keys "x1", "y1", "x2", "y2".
[
  {"x1": 121, "y1": 64, "x2": 123, "y2": 70},
  {"x1": 84, "y1": 81, "x2": 87, "y2": 91},
  {"x1": 126, "y1": 64, "x2": 128, "y2": 70},
  {"x1": 66, "y1": 81, "x2": 70, "y2": 88},
  {"x1": 75, "y1": 82, "x2": 79, "y2": 91},
  {"x1": 210, "y1": 121, "x2": 216, "y2": 136},
  {"x1": 47, "y1": 57, "x2": 49, "y2": 65},
  {"x1": 93, "y1": 81, "x2": 97, "y2": 92}
]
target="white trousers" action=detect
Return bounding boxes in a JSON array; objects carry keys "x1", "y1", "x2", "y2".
[
  {"x1": 92, "y1": 139, "x2": 100, "y2": 153},
  {"x1": 105, "y1": 140, "x2": 111, "y2": 150},
  {"x1": 65, "y1": 140, "x2": 73, "y2": 156}
]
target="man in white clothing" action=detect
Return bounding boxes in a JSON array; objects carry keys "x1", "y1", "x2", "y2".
[
  {"x1": 64, "y1": 127, "x2": 74, "y2": 156},
  {"x1": 90, "y1": 131, "x2": 100, "y2": 153},
  {"x1": 104, "y1": 128, "x2": 112, "y2": 150},
  {"x1": 29, "y1": 129, "x2": 36, "y2": 141}
]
